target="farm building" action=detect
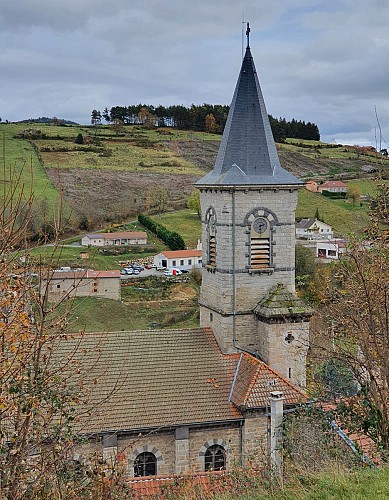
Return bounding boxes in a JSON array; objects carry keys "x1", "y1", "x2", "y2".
[
  {"x1": 81, "y1": 231, "x2": 147, "y2": 247},
  {"x1": 42, "y1": 269, "x2": 121, "y2": 301}
]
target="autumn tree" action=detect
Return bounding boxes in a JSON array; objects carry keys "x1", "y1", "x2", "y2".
[
  {"x1": 311, "y1": 188, "x2": 389, "y2": 456},
  {"x1": 0, "y1": 155, "x2": 129, "y2": 497},
  {"x1": 205, "y1": 113, "x2": 217, "y2": 134}
]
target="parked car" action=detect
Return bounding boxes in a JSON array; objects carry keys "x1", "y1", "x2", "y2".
[{"x1": 164, "y1": 268, "x2": 182, "y2": 276}]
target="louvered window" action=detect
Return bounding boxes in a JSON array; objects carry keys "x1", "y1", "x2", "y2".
[
  {"x1": 209, "y1": 235, "x2": 216, "y2": 267},
  {"x1": 251, "y1": 217, "x2": 270, "y2": 268}
]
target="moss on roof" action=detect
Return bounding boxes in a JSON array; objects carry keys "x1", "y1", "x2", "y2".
[{"x1": 254, "y1": 283, "x2": 313, "y2": 319}]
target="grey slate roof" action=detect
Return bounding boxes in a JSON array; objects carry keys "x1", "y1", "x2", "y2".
[
  {"x1": 196, "y1": 47, "x2": 302, "y2": 187},
  {"x1": 296, "y1": 218, "x2": 316, "y2": 229}
]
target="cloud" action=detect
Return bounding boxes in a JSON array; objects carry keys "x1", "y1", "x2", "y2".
[{"x1": 1, "y1": 1, "x2": 388, "y2": 145}]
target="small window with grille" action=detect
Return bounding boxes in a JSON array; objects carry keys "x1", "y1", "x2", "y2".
[
  {"x1": 250, "y1": 217, "x2": 270, "y2": 268},
  {"x1": 204, "y1": 445, "x2": 226, "y2": 471},
  {"x1": 134, "y1": 452, "x2": 157, "y2": 477}
]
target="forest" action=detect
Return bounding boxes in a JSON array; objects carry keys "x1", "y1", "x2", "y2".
[{"x1": 91, "y1": 104, "x2": 321, "y2": 142}]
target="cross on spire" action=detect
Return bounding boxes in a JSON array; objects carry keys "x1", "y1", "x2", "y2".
[{"x1": 246, "y1": 22, "x2": 250, "y2": 48}]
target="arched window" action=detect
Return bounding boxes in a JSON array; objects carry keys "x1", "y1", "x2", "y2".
[
  {"x1": 133, "y1": 452, "x2": 157, "y2": 477},
  {"x1": 205, "y1": 207, "x2": 217, "y2": 267},
  {"x1": 204, "y1": 445, "x2": 226, "y2": 471}
]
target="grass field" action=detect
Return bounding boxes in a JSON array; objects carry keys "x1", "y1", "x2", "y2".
[
  {"x1": 60, "y1": 296, "x2": 199, "y2": 333},
  {"x1": 0, "y1": 123, "x2": 61, "y2": 206}
]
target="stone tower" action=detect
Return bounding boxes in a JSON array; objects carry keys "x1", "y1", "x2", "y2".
[{"x1": 195, "y1": 31, "x2": 311, "y2": 388}]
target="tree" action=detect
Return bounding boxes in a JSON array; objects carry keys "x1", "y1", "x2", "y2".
[
  {"x1": 347, "y1": 186, "x2": 361, "y2": 206},
  {"x1": 149, "y1": 186, "x2": 169, "y2": 215},
  {"x1": 187, "y1": 189, "x2": 201, "y2": 218},
  {"x1": 204, "y1": 113, "x2": 217, "y2": 134},
  {"x1": 312, "y1": 192, "x2": 389, "y2": 455},
  {"x1": 91, "y1": 109, "x2": 102, "y2": 126},
  {"x1": 0, "y1": 158, "x2": 129, "y2": 497}
]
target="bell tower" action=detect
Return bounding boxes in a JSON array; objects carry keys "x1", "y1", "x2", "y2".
[{"x1": 196, "y1": 25, "x2": 311, "y2": 388}]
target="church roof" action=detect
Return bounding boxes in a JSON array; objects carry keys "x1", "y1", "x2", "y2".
[
  {"x1": 230, "y1": 353, "x2": 307, "y2": 409},
  {"x1": 50, "y1": 328, "x2": 305, "y2": 434},
  {"x1": 196, "y1": 44, "x2": 301, "y2": 187}
]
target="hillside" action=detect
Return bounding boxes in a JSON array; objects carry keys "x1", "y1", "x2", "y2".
[{"x1": 1, "y1": 123, "x2": 388, "y2": 233}]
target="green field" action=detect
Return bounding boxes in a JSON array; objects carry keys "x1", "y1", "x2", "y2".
[
  {"x1": 0, "y1": 123, "x2": 61, "y2": 206},
  {"x1": 59, "y1": 295, "x2": 199, "y2": 333}
]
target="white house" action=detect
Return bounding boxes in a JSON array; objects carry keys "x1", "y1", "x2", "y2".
[
  {"x1": 153, "y1": 249, "x2": 202, "y2": 271},
  {"x1": 296, "y1": 218, "x2": 333, "y2": 240},
  {"x1": 316, "y1": 239, "x2": 347, "y2": 260},
  {"x1": 81, "y1": 231, "x2": 147, "y2": 247}
]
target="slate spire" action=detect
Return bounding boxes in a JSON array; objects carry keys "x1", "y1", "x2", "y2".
[{"x1": 196, "y1": 35, "x2": 301, "y2": 187}]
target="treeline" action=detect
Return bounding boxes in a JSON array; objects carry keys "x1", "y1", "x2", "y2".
[
  {"x1": 268, "y1": 116, "x2": 320, "y2": 142},
  {"x1": 138, "y1": 214, "x2": 185, "y2": 250},
  {"x1": 91, "y1": 105, "x2": 320, "y2": 141}
]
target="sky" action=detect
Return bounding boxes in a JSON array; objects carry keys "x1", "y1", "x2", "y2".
[{"x1": 1, "y1": 0, "x2": 389, "y2": 147}]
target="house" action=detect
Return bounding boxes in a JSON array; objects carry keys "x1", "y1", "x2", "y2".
[
  {"x1": 153, "y1": 249, "x2": 202, "y2": 271},
  {"x1": 46, "y1": 30, "x2": 313, "y2": 479},
  {"x1": 81, "y1": 231, "x2": 147, "y2": 247},
  {"x1": 42, "y1": 269, "x2": 121, "y2": 301},
  {"x1": 317, "y1": 181, "x2": 348, "y2": 193},
  {"x1": 296, "y1": 218, "x2": 333, "y2": 240},
  {"x1": 316, "y1": 239, "x2": 347, "y2": 259}
]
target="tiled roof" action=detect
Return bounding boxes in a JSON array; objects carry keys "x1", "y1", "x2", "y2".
[
  {"x1": 51, "y1": 328, "x2": 242, "y2": 434},
  {"x1": 51, "y1": 270, "x2": 120, "y2": 280},
  {"x1": 196, "y1": 45, "x2": 301, "y2": 187},
  {"x1": 254, "y1": 284, "x2": 313, "y2": 319},
  {"x1": 85, "y1": 231, "x2": 147, "y2": 239},
  {"x1": 230, "y1": 353, "x2": 307, "y2": 408},
  {"x1": 158, "y1": 249, "x2": 202, "y2": 259},
  {"x1": 320, "y1": 181, "x2": 348, "y2": 188},
  {"x1": 127, "y1": 470, "x2": 263, "y2": 499},
  {"x1": 49, "y1": 327, "x2": 307, "y2": 434}
]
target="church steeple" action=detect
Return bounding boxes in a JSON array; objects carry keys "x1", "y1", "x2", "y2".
[{"x1": 196, "y1": 35, "x2": 301, "y2": 187}]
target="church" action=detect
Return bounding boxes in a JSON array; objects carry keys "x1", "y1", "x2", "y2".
[{"x1": 60, "y1": 30, "x2": 312, "y2": 477}]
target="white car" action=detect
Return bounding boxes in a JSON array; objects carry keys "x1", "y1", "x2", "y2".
[{"x1": 164, "y1": 268, "x2": 182, "y2": 276}]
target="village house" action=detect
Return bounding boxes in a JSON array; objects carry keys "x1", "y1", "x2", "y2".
[
  {"x1": 42, "y1": 269, "x2": 121, "y2": 301},
  {"x1": 317, "y1": 180, "x2": 348, "y2": 193},
  {"x1": 49, "y1": 30, "x2": 314, "y2": 479},
  {"x1": 296, "y1": 218, "x2": 333, "y2": 240},
  {"x1": 81, "y1": 231, "x2": 147, "y2": 247},
  {"x1": 153, "y1": 249, "x2": 202, "y2": 271},
  {"x1": 316, "y1": 239, "x2": 347, "y2": 259}
]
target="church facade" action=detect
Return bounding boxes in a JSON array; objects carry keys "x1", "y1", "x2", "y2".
[{"x1": 53, "y1": 31, "x2": 311, "y2": 479}]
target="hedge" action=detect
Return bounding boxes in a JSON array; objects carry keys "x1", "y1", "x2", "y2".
[{"x1": 138, "y1": 214, "x2": 186, "y2": 250}]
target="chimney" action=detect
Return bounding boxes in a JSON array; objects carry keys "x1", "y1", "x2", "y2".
[{"x1": 270, "y1": 391, "x2": 284, "y2": 475}]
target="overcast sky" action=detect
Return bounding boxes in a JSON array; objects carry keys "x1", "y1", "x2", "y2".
[{"x1": 1, "y1": 0, "x2": 389, "y2": 146}]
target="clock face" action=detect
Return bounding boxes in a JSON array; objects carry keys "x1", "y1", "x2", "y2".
[{"x1": 253, "y1": 217, "x2": 268, "y2": 234}]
